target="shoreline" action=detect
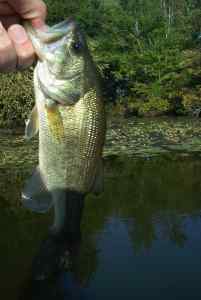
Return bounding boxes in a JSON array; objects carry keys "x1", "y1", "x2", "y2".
[
  {"x1": 1, "y1": 117, "x2": 201, "y2": 165},
  {"x1": 0, "y1": 115, "x2": 200, "y2": 135}
]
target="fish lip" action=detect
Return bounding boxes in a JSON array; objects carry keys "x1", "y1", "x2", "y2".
[
  {"x1": 50, "y1": 17, "x2": 76, "y2": 32},
  {"x1": 35, "y1": 17, "x2": 77, "y2": 44},
  {"x1": 24, "y1": 17, "x2": 77, "y2": 61}
]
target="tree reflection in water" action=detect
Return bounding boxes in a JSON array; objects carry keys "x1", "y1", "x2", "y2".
[{"x1": 1, "y1": 154, "x2": 201, "y2": 298}]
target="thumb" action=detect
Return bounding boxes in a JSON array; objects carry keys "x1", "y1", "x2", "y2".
[{"x1": 8, "y1": 0, "x2": 47, "y2": 25}]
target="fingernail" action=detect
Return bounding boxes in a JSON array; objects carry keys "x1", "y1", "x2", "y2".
[{"x1": 9, "y1": 24, "x2": 28, "y2": 44}]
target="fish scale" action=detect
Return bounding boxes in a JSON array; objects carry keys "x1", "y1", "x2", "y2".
[
  {"x1": 22, "y1": 19, "x2": 105, "y2": 233},
  {"x1": 37, "y1": 88, "x2": 104, "y2": 192}
]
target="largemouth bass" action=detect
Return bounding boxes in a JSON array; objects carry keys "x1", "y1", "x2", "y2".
[{"x1": 22, "y1": 18, "x2": 106, "y2": 234}]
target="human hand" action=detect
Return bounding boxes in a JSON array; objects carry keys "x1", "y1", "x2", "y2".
[{"x1": 0, "y1": 0, "x2": 47, "y2": 72}]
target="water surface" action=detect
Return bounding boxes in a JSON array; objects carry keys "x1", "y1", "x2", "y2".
[{"x1": 1, "y1": 118, "x2": 201, "y2": 299}]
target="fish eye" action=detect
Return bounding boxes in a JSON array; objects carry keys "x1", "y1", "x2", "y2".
[{"x1": 72, "y1": 41, "x2": 83, "y2": 52}]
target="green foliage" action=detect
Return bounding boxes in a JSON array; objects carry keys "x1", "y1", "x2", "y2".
[
  {"x1": 0, "y1": 70, "x2": 34, "y2": 128},
  {"x1": 0, "y1": 0, "x2": 201, "y2": 127},
  {"x1": 133, "y1": 97, "x2": 170, "y2": 116}
]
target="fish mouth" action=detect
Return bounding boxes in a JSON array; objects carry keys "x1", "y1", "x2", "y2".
[
  {"x1": 24, "y1": 17, "x2": 76, "y2": 61},
  {"x1": 37, "y1": 17, "x2": 76, "y2": 43}
]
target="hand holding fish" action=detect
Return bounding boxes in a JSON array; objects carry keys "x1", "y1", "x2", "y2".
[{"x1": 0, "y1": 0, "x2": 46, "y2": 72}]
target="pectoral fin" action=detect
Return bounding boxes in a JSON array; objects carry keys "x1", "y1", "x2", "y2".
[
  {"x1": 91, "y1": 159, "x2": 104, "y2": 195},
  {"x1": 24, "y1": 105, "x2": 39, "y2": 140},
  {"x1": 45, "y1": 104, "x2": 64, "y2": 142},
  {"x1": 22, "y1": 166, "x2": 53, "y2": 213}
]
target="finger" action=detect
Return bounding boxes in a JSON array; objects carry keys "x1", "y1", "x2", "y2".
[
  {"x1": 8, "y1": 24, "x2": 35, "y2": 70},
  {"x1": 8, "y1": 0, "x2": 47, "y2": 22},
  {"x1": 0, "y1": 22, "x2": 17, "y2": 72},
  {"x1": 0, "y1": 15, "x2": 20, "y2": 29},
  {"x1": 0, "y1": 2, "x2": 15, "y2": 15}
]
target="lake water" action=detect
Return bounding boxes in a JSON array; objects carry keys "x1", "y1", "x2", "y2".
[{"x1": 1, "y1": 117, "x2": 201, "y2": 299}]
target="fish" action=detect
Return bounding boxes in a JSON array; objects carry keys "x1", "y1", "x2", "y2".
[{"x1": 22, "y1": 18, "x2": 106, "y2": 235}]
